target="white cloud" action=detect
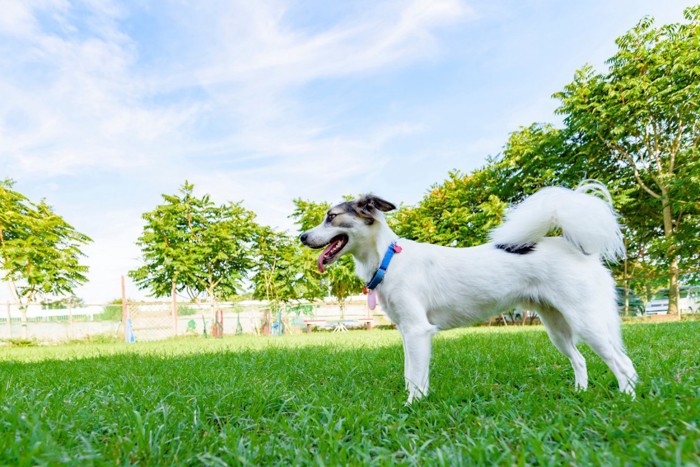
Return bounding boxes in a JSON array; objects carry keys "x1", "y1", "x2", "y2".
[
  {"x1": 0, "y1": 1, "x2": 472, "y2": 301},
  {"x1": 0, "y1": 1, "x2": 199, "y2": 176},
  {"x1": 196, "y1": 0, "x2": 470, "y2": 85},
  {"x1": 1, "y1": 0, "x2": 469, "y2": 183},
  {"x1": 74, "y1": 208, "x2": 145, "y2": 303}
]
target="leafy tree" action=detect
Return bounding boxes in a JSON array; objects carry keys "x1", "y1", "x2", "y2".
[
  {"x1": 291, "y1": 198, "x2": 364, "y2": 312},
  {"x1": 0, "y1": 179, "x2": 91, "y2": 335},
  {"x1": 390, "y1": 169, "x2": 507, "y2": 248},
  {"x1": 486, "y1": 123, "x2": 616, "y2": 200},
  {"x1": 249, "y1": 226, "x2": 324, "y2": 309},
  {"x1": 554, "y1": 6, "x2": 700, "y2": 314},
  {"x1": 130, "y1": 181, "x2": 258, "y2": 303}
]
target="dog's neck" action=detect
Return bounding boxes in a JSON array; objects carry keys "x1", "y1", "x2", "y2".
[{"x1": 351, "y1": 219, "x2": 399, "y2": 283}]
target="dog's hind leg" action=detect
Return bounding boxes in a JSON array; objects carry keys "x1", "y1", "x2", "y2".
[
  {"x1": 398, "y1": 320, "x2": 438, "y2": 404},
  {"x1": 575, "y1": 312, "x2": 638, "y2": 396},
  {"x1": 538, "y1": 307, "x2": 588, "y2": 391}
]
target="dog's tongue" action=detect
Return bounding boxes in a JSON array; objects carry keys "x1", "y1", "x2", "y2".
[{"x1": 317, "y1": 239, "x2": 341, "y2": 273}]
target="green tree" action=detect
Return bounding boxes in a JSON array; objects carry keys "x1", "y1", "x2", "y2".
[
  {"x1": 390, "y1": 169, "x2": 507, "y2": 248},
  {"x1": 486, "y1": 123, "x2": 613, "y2": 201},
  {"x1": 130, "y1": 181, "x2": 258, "y2": 303},
  {"x1": 0, "y1": 180, "x2": 91, "y2": 335},
  {"x1": 555, "y1": 6, "x2": 700, "y2": 315},
  {"x1": 249, "y1": 226, "x2": 324, "y2": 310}
]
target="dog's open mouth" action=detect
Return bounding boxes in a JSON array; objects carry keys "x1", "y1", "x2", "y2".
[{"x1": 317, "y1": 235, "x2": 349, "y2": 272}]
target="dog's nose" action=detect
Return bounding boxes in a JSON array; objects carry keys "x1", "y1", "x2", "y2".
[{"x1": 300, "y1": 232, "x2": 309, "y2": 245}]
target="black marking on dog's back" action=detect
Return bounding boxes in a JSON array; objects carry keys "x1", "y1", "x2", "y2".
[{"x1": 495, "y1": 243, "x2": 537, "y2": 255}]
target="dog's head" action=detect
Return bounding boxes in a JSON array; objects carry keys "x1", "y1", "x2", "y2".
[{"x1": 300, "y1": 195, "x2": 396, "y2": 272}]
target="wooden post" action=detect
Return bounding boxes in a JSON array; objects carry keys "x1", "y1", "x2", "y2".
[
  {"x1": 21, "y1": 305, "x2": 27, "y2": 339},
  {"x1": 5, "y1": 302, "x2": 11, "y2": 339},
  {"x1": 121, "y1": 275, "x2": 128, "y2": 338},
  {"x1": 68, "y1": 302, "x2": 73, "y2": 340}
]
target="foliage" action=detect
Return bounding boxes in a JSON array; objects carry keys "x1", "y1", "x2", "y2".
[
  {"x1": 3, "y1": 338, "x2": 39, "y2": 347},
  {"x1": 41, "y1": 296, "x2": 85, "y2": 310},
  {"x1": 0, "y1": 323, "x2": 697, "y2": 464},
  {"x1": 554, "y1": 6, "x2": 700, "y2": 313},
  {"x1": 487, "y1": 123, "x2": 618, "y2": 200},
  {"x1": 0, "y1": 179, "x2": 91, "y2": 308},
  {"x1": 249, "y1": 225, "x2": 325, "y2": 309},
  {"x1": 129, "y1": 181, "x2": 258, "y2": 301},
  {"x1": 99, "y1": 304, "x2": 123, "y2": 321},
  {"x1": 391, "y1": 169, "x2": 507, "y2": 248},
  {"x1": 289, "y1": 198, "x2": 330, "y2": 232},
  {"x1": 178, "y1": 305, "x2": 197, "y2": 316}
]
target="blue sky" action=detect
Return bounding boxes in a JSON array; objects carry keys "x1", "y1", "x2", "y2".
[{"x1": 1, "y1": 0, "x2": 696, "y2": 303}]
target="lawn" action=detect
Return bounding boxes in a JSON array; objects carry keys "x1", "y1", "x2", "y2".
[{"x1": 0, "y1": 321, "x2": 698, "y2": 465}]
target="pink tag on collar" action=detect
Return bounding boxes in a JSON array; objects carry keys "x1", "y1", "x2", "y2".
[
  {"x1": 393, "y1": 244, "x2": 402, "y2": 253},
  {"x1": 368, "y1": 289, "x2": 377, "y2": 310}
]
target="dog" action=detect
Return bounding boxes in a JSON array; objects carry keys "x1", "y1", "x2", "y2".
[{"x1": 300, "y1": 183, "x2": 638, "y2": 403}]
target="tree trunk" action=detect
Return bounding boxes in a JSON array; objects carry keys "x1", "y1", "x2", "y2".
[
  {"x1": 171, "y1": 280, "x2": 178, "y2": 336},
  {"x1": 669, "y1": 255, "x2": 681, "y2": 318},
  {"x1": 5, "y1": 302, "x2": 11, "y2": 338},
  {"x1": 661, "y1": 190, "x2": 679, "y2": 316}
]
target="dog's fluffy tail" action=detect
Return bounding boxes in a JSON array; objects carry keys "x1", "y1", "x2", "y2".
[{"x1": 490, "y1": 181, "x2": 625, "y2": 262}]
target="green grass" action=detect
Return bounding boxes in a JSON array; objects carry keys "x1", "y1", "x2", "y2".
[{"x1": 1, "y1": 322, "x2": 698, "y2": 465}]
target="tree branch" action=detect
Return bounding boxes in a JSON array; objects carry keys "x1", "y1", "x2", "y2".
[
  {"x1": 668, "y1": 119, "x2": 684, "y2": 175},
  {"x1": 640, "y1": 125, "x2": 662, "y2": 186},
  {"x1": 651, "y1": 120, "x2": 664, "y2": 174},
  {"x1": 607, "y1": 139, "x2": 661, "y2": 199}
]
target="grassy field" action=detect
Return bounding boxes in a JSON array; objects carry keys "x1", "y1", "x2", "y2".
[{"x1": 1, "y1": 321, "x2": 698, "y2": 465}]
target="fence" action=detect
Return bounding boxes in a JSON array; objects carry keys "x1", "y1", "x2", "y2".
[
  {"x1": 1, "y1": 303, "x2": 121, "y2": 343},
  {"x1": 0, "y1": 297, "x2": 389, "y2": 344},
  {"x1": 5, "y1": 275, "x2": 694, "y2": 344}
]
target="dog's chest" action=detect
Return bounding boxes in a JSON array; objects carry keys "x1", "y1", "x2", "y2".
[{"x1": 376, "y1": 291, "x2": 402, "y2": 324}]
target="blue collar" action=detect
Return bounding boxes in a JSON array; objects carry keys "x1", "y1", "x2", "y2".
[{"x1": 365, "y1": 242, "x2": 401, "y2": 291}]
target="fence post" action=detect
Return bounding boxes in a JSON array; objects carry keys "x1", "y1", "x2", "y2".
[
  {"x1": 68, "y1": 302, "x2": 74, "y2": 340},
  {"x1": 5, "y1": 303, "x2": 11, "y2": 339},
  {"x1": 121, "y1": 275, "x2": 128, "y2": 340}
]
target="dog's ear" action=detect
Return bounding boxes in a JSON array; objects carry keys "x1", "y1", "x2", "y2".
[{"x1": 356, "y1": 195, "x2": 397, "y2": 214}]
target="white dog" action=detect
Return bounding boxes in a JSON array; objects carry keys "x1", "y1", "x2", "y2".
[{"x1": 300, "y1": 183, "x2": 637, "y2": 403}]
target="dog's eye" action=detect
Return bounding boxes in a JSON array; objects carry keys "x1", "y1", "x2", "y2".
[{"x1": 326, "y1": 213, "x2": 337, "y2": 222}]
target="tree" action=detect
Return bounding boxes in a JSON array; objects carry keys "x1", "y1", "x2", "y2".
[
  {"x1": 555, "y1": 6, "x2": 700, "y2": 315},
  {"x1": 130, "y1": 181, "x2": 258, "y2": 303},
  {"x1": 290, "y1": 198, "x2": 364, "y2": 312},
  {"x1": 390, "y1": 169, "x2": 507, "y2": 248},
  {"x1": 249, "y1": 226, "x2": 324, "y2": 307},
  {"x1": 486, "y1": 123, "x2": 613, "y2": 201},
  {"x1": 0, "y1": 180, "x2": 91, "y2": 336}
]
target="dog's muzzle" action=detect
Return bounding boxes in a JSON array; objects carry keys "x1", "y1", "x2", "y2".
[{"x1": 299, "y1": 231, "x2": 349, "y2": 272}]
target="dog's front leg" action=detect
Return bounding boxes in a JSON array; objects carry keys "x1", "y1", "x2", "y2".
[
  {"x1": 399, "y1": 323, "x2": 437, "y2": 404},
  {"x1": 400, "y1": 334, "x2": 412, "y2": 391}
]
